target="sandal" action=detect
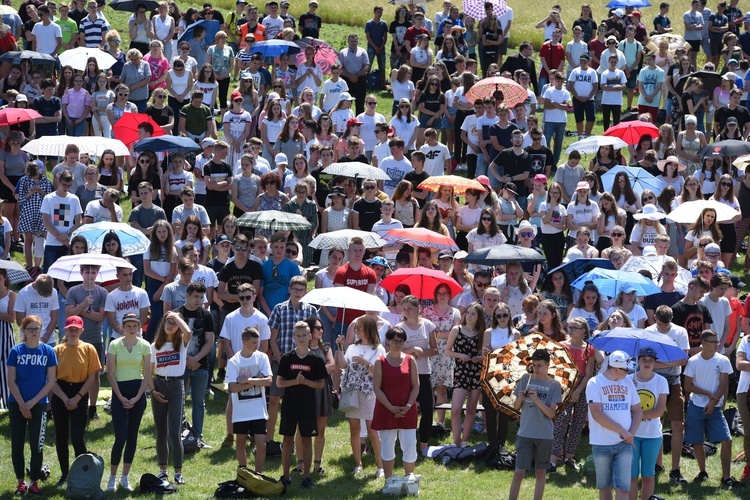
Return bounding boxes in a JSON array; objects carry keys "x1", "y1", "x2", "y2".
[
  {"x1": 292, "y1": 460, "x2": 304, "y2": 474},
  {"x1": 313, "y1": 461, "x2": 325, "y2": 477}
]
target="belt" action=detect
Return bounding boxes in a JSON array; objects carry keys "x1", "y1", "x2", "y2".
[{"x1": 153, "y1": 374, "x2": 182, "y2": 381}]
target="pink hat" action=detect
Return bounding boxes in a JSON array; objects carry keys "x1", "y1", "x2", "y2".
[
  {"x1": 533, "y1": 174, "x2": 548, "y2": 184},
  {"x1": 477, "y1": 175, "x2": 491, "y2": 190}
]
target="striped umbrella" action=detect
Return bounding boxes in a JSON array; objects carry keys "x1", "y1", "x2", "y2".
[
  {"x1": 462, "y1": 0, "x2": 508, "y2": 20},
  {"x1": 465, "y1": 76, "x2": 528, "y2": 108}
]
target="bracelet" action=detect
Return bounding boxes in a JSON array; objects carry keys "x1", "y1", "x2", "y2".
[{"x1": 77, "y1": 392, "x2": 85, "y2": 398}]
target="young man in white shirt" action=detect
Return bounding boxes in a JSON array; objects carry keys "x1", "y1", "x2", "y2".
[
  {"x1": 460, "y1": 100, "x2": 483, "y2": 179},
  {"x1": 377, "y1": 137, "x2": 413, "y2": 199},
  {"x1": 41, "y1": 169, "x2": 82, "y2": 272},
  {"x1": 568, "y1": 53, "x2": 599, "y2": 140},
  {"x1": 541, "y1": 70, "x2": 571, "y2": 166},
  {"x1": 83, "y1": 188, "x2": 122, "y2": 223},
  {"x1": 105, "y1": 266, "x2": 150, "y2": 340},
  {"x1": 418, "y1": 127, "x2": 451, "y2": 177},
  {"x1": 600, "y1": 52, "x2": 628, "y2": 131},
  {"x1": 698, "y1": 273, "x2": 732, "y2": 349}
]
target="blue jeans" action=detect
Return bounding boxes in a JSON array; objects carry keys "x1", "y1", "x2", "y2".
[
  {"x1": 367, "y1": 46, "x2": 386, "y2": 74},
  {"x1": 132, "y1": 99, "x2": 148, "y2": 113},
  {"x1": 66, "y1": 118, "x2": 86, "y2": 137},
  {"x1": 543, "y1": 121, "x2": 566, "y2": 166},
  {"x1": 184, "y1": 368, "x2": 209, "y2": 437},
  {"x1": 476, "y1": 152, "x2": 489, "y2": 178},
  {"x1": 43, "y1": 244, "x2": 69, "y2": 273},
  {"x1": 592, "y1": 441, "x2": 633, "y2": 491},
  {"x1": 694, "y1": 107, "x2": 706, "y2": 133}
]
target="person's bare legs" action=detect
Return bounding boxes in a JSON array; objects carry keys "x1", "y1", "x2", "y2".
[
  {"x1": 236, "y1": 433, "x2": 248, "y2": 467},
  {"x1": 281, "y1": 435, "x2": 295, "y2": 479},
  {"x1": 533, "y1": 468, "x2": 546, "y2": 500},
  {"x1": 509, "y1": 469, "x2": 525, "y2": 500},
  {"x1": 313, "y1": 416, "x2": 327, "y2": 467},
  {"x1": 435, "y1": 385, "x2": 448, "y2": 427},
  {"x1": 599, "y1": 487, "x2": 613, "y2": 500},
  {"x1": 300, "y1": 436, "x2": 313, "y2": 477},
  {"x1": 254, "y1": 434, "x2": 266, "y2": 472},
  {"x1": 450, "y1": 388, "x2": 467, "y2": 445},
  {"x1": 383, "y1": 459, "x2": 395, "y2": 478},
  {"x1": 266, "y1": 396, "x2": 280, "y2": 443},
  {"x1": 721, "y1": 439, "x2": 732, "y2": 479},
  {"x1": 349, "y1": 418, "x2": 363, "y2": 467},
  {"x1": 694, "y1": 439, "x2": 707, "y2": 474},
  {"x1": 671, "y1": 420, "x2": 683, "y2": 472},
  {"x1": 640, "y1": 475, "x2": 655, "y2": 500},
  {"x1": 462, "y1": 389, "x2": 481, "y2": 443}
]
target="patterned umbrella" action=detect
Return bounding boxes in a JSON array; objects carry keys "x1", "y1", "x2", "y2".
[
  {"x1": 22, "y1": 135, "x2": 130, "y2": 157},
  {"x1": 465, "y1": 76, "x2": 528, "y2": 108},
  {"x1": 71, "y1": 222, "x2": 151, "y2": 257},
  {"x1": 462, "y1": 0, "x2": 508, "y2": 20},
  {"x1": 698, "y1": 139, "x2": 750, "y2": 158},
  {"x1": 322, "y1": 162, "x2": 390, "y2": 181},
  {"x1": 604, "y1": 121, "x2": 659, "y2": 146},
  {"x1": 236, "y1": 210, "x2": 313, "y2": 231},
  {"x1": 417, "y1": 175, "x2": 485, "y2": 195},
  {"x1": 309, "y1": 229, "x2": 387, "y2": 250},
  {"x1": 645, "y1": 34, "x2": 690, "y2": 55},
  {"x1": 0, "y1": 260, "x2": 31, "y2": 285},
  {"x1": 606, "y1": 0, "x2": 651, "y2": 7},
  {"x1": 383, "y1": 227, "x2": 459, "y2": 251},
  {"x1": 295, "y1": 37, "x2": 340, "y2": 75},
  {"x1": 481, "y1": 333, "x2": 580, "y2": 418}
]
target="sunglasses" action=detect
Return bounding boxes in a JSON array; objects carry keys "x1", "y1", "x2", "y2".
[
  {"x1": 699, "y1": 242, "x2": 709, "y2": 247},
  {"x1": 238, "y1": 295, "x2": 253, "y2": 301},
  {"x1": 234, "y1": 245, "x2": 248, "y2": 251},
  {"x1": 366, "y1": 101, "x2": 377, "y2": 105},
  {"x1": 475, "y1": 282, "x2": 488, "y2": 288},
  {"x1": 496, "y1": 313, "x2": 509, "y2": 319},
  {"x1": 286, "y1": 248, "x2": 298, "y2": 256},
  {"x1": 117, "y1": 93, "x2": 129, "y2": 96},
  {"x1": 364, "y1": 185, "x2": 376, "y2": 190},
  {"x1": 721, "y1": 182, "x2": 733, "y2": 187},
  {"x1": 233, "y1": 98, "x2": 243, "y2": 102},
  {"x1": 481, "y1": 217, "x2": 493, "y2": 221},
  {"x1": 399, "y1": 105, "x2": 410, "y2": 109},
  {"x1": 611, "y1": 232, "x2": 624, "y2": 237},
  {"x1": 519, "y1": 232, "x2": 534, "y2": 238},
  {"x1": 138, "y1": 159, "x2": 150, "y2": 164}
]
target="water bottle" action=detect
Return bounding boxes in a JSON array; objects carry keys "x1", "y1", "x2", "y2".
[{"x1": 441, "y1": 456, "x2": 451, "y2": 466}]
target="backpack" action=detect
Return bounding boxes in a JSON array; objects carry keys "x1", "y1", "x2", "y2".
[
  {"x1": 724, "y1": 407, "x2": 745, "y2": 437},
  {"x1": 235, "y1": 466, "x2": 286, "y2": 497},
  {"x1": 455, "y1": 442, "x2": 488, "y2": 462},
  {"x1": 66, "y1": 453, "x2": 104, "y2": 499},
  {"x1": 366, "y1": 70, "x2": 382, "y2": 91},
  {"x1": 214, "y1": 480, "x2": 254, "y2": 498},
  {"x1": 139, "y1": 473, "x2": 178, "y2": 495}
]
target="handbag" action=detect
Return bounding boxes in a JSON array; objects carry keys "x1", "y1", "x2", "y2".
[{"x1": 338, "y1": 388, "x2": 359, "y2": 412}]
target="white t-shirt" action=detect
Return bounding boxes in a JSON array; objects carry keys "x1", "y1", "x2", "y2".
[
  {"x1": 568, "y1": 66, "x2": 599, "y2": 99},
  {"x1": 84, "y1": 200, "x2": 124, "y2": 223},
  {"x1": 684, "y1": 352, "x2": 733, "y2": 407},
  {"x1": 586, "y1": 371, "x2": 640, "y2": 445},
  {"x1": 389, "y1": 115, "x2": 419, "y2": 148},
  {"x1": 698, "y1": 295, "x2": 732, "y2": 349},
  {"x1": 569, "y1": 307, "x2": 606, "y2": 332},
  {"x1": 32, "y1": 22, "x2": 62, "y2": 55},
  {"x1": 379, "y1": 156, "x2": 413, "y2": 198},
  {"x1": 372, "y1": 141, "x2": 391, "y2": 166},
  {"x1": 40, "y1": 192, "x2": 82, "y2": 246},
  {"x1": 538, "y1": 202, "x2": 566, "y2": 234},
  {"x1": 397, "y1": 319, "x2": 436, "y2": 374},
  {"x1": 151, "y1": 340, "x2": 188, "y2": 377},
  {"x1": 644, "y1": 323, "x2": 690, "y2": 382},
  {"x1": 600, "y1": 69, "x2": 627, "y2": 106},
  {"x1": 173, "y1": 264, "x2": 218, "y2": 289},
  {"x1": 630, "y1": 372, "x2": 669, "y2": 439},
  {"x1": 357, "y1": 112, "x2": 386, "y2": 152},
  {"x1": 460, "y1": 113, "x2": 480, "y2": 148},
  {"x1": 737, "y1": 336, "x2": 750, "y2": 394},
  {"x1": 419, "y1": 142, "x2": 451, "y2": 177},
  {"x1": 220, "y1": 308, "x2": 271, "y2": 355},
  {"x1": 261, "y1": 15, "x2": 284, "y2": 39},
  {"x1": 14, "y1": 284, "x2": 59, "y2": 345},
  {"x1": 566, "y1": 201, "x2": 600, "y2": 238},
  {"x1": 105, "y1": 287, "x2": 151, "y2": 339},
  {"x1": 541, "y1": 85, "x2": 570, "y2": 123},
  {"x1": 320, "y1": 77, "x2": 349, "y2": 113},
  {"x1": 607, "y1": 304, "x2": 647, "y2": 327},
  {"x1": 226, "y1": 349, "x2": 272, "y2": 423}
]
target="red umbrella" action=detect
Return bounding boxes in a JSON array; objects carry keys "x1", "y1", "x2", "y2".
[
  {"x1": 603, "y1": 121, "x2": 659, "y2": 147},
  {"x1": 380, "y1": 267, "x2": 463, "y2": 300},
  {"x1": 465, "y1": 76, "x2": 528, "y2": 108},
  {"x1": 294, "y1": 37, "x2": 340, "y2": 75},
  {"x1": 0, "y1": 108, "x2": 41, "y2": 127},
  {"x1": 383, "y1": 227, "x2": 459, "y2": 252},
  {"x1": 112, "y1": 113, "x2": 166, "y2": 146}
]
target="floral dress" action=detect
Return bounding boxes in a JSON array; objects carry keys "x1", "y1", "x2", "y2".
[
  {"x1": 452, "y1": 327, "x2": 482, "y2": 391},
  {"x1": 423, "y1": 304, "x2": 461, "y2": 388},
  {"x1": 342, "y1": 343, "x2": 386, "y2": 420}
]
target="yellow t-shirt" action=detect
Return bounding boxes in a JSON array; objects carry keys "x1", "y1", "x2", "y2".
[
  {"x1": 54, "y1": 342, "x2": 102, "y2": 383},
  {"x1": 108, "y1": 337, "x2": 151, "y2": 382}
]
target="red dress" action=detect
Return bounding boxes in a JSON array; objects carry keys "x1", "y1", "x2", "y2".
[{"x1": 371, "y1": 354, "x2": 418, "y2": 430}]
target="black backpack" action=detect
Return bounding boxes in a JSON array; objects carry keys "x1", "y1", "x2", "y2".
[
  {"x1": 181, "y1": 419, "x2": 199, "y2": 454},
  {"x1": 139, "y1": 473, "x2": 178, "y2": 495},
  {"x1": 214, "y1": 480, "x2": 255, "y2": 498}
]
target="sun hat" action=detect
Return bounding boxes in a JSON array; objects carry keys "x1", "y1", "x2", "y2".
[
  {"x1": 633, "y1": 204, "x2": 663, "y2": 221},
  {"x1": 515, "y1": 220, "x2": 538, "y2": 238},
  {"x1": 476, "y1": 175, "x2": 491, "y2": 190},
  {"x1": 656, "y1": 155, "x2": 687, "y2": 172}
]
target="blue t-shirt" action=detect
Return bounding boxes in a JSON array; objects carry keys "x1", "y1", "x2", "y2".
[
  {"x1": 708, "y1": 13, "x2": 728, "y2": 41},
  {"x1": 6, "y1": 342, "x2": 57, "y2": 404},
  {"x1": 261, "y1": 258, "x2": 301, "y2": 312},
  {"x1": 365, "y1": 19, "x2": 388, "y2": 48}
]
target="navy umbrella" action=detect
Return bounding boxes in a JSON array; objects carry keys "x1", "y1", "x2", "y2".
[
  {"x1": 546, "y1": 258, "x2": 616, "y2": 283},
  {"x1": 178, "y1": 19, "x2": 221, "y2": 46},
  {"x1": 133, "y1": 136, "x2": 202, "y2": 153},
  {"x1": 698, "y1": 139, "x2": 750, "y2": 158},
  {"x1": 109, "y1": 0, "x2": 159, "y2": 11},
  {"x1": 0, "y1": 50, "x2": 57, "y2": 65}
]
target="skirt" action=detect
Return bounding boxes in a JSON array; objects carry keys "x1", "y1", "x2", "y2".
[{"x1": 344, "y1": 390, "x2": 376, "y2": 421}]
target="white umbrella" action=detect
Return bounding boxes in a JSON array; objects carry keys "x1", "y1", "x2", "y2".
[
  {"x1": 322, "y1": 162, "x2": 391, "y2": 181},
  {"x1": 565, "y1": 135, "x2": 629, "y2": 155},
  {"x1": 665, "y1": 199, "x2": 741, "y2": 224},
  {"x1": 309, "y1": 229, "x2": 387, "y2": 250},
  {"x1": 59, "y1": 47, "x2": 118, "y2": 71},
  {"x1": 301, "y1": 287, "x2": 389, "y2": 313},
  {"x1": 733, "y1": 154, "x2": 750, "y2": 172},
  {"x1": 47, "y1": 253, "x2": 135, "y2": 282},
  {"x1": 22, "y1": 135, "x2": 130, "y2": 157}
]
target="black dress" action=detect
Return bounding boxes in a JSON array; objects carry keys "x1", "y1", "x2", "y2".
[{"x1": 453, "y1": 327, "x2": 481, "y2": 391}]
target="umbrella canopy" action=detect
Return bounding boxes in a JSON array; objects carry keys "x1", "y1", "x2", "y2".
[
  {"x1": 308, "y1": 229, "x2": 387, "y2": 250},
  {"x1": 619, "y1": 255, "x2": 692, "y2": 294},
  {"x1": 547, "y1": 258, "x2": 616, "y2": 282},
  {"x1": 601, "y1": 165, "x2": 662, "y2": 196},
  {"x1": 606, "y1": 0, "x2": 651, "y2": 7},
  {"x1": 674, "y1": 70, "x2": 722, "y2": 96},
  {"x1": 47, "y1": 253, "x2": 135, "y2": 282},
  {"x1": 565, "y1": 135, "x2": 629, "y2": 155},
  {"x1": 417, "y1": 175, "x2": 485, "y2": 194},
  {"x1": 22, "y1": 135, "x2": 130, "y2": 157},
  {"x1": 0, "y1": 260, "x2": 31, "y2": 285},
  {"x1": 463, "y1": 245, "x2": 545, "y2": 266},
  {"x1": 465, "y1": 76, "x2": 528, "y2": 107},
  {"x1": 295, "y1": 37, "x2": 340, "y2": 75},
  {"x1": 646, "y1": 33, "x2": 690, "y2": 55},
  {"x1": 383, "y1": 227, "x2": 459, "y2": 251},
  {"x1": 322, "y1": 162, "x2": 390, "y2": 181},
  {"x1": 462, "y1": 0, "x2": 508, "y2": 20},
  {"x1": 302, "y1": 287, "x2": 389, "y2": 313},
  {"x1": 604, "y1": 121, "x2": 659, "y2": 146},
  {"x1": 109, "y1": 0, "x2": 160, "y2": 11},
  {"x1": 0, "y1": 50, "x2": 57, "y2": 65},
  {"x1": 112, "y1": 113, "x2": 166, "y2": 146},
  {"x1": 733, "y1": 154, "x2": 750, "y2": 171},
  {"x1": 665, "y1": 199, "x2": 741, "y2": 224},
  {"x1": 391, "y1": 0, "x2": 435, "y2": 4},
  {"x1": 481, "y1": 333, "x2": 580, "y2": 418},
  {"x1": 178, "y1": 19, "x2": 221, "y2": 45},
  {"x1": 133, "y1": 136, "x2": 202, "y2": 153},
  {"x1": 59, "y1": 47, "x2": 118, "y2": 71},
  {"x1": 71, "y1": 222, "x2": 151, "y2": 257},
  {"x1": 0, "y1": 108, "x2": 41, "y2": 127},
  {"x1": 236, "y1": 210, "x2": 313, "y2": 231},
  {"x1": 699, "y1": 139, "x2": 750, "y2": 157},
  {"x1": 380, "y1": 267, "x2": 463, "y2": 300},
  {"x1": 251, "y1": 40, "x2": 301, "y2": 58},
  {"x1": 591, "y1": 327, "x2": 688, "y2": 363},
  {"x1": 571, "y1": 269, "x2": 662, "y2": 297}
]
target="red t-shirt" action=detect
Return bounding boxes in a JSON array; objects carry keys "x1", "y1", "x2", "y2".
[
  {"x1": 333, "y1": 263, "x2": 377, "y2": 324},
  {"x1": 403, "y1": 26, "x2": 430, "y2": 50},
  {"x1": 729, "y1": 296, "x2": 745, "y2": 346},
  {"x1": 588, "y1": 39, "x2": 606, "y2": 70},
  {"x1": 539, "y1": 41, "x2": 565, "y2": 78}
]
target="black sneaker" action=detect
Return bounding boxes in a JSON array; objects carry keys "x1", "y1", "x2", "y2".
[
  {"x1": 722, "y1": 476, "x2": 745, "y2": 488},
  {"x1": 216, "y1": 368, "x2": 226, "y2": 381},
  {"x1": 670, "y1": 468, "x2": 688, "y2": 484},
  {"x1": 301, "y1": 477, "x2": 315, "y2": 489},
  {"x1": 547, "y1": 462, "x2": 558, "y2": 474},
  {"x1": 54, "y1": 476, "x2": 66, "y2": 488},
  {"x1": 654, "y1": 464, "x2": 665, "y2": 475},
  {"x1": 693, "y1": 471, "x2": 709, "y2": 483},
  {"x1": 279, "y1": 476, "x2": 292, "y2": 487},
  {"x1": 648, "y1": 495, "x2": 667, "y2": 500},
  {"x1": 564, "y1": 458, "x2": 580, "y2": 472}
]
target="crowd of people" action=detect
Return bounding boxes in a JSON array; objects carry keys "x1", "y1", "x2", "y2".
[{"x1": 3, "y1": 0, "x2": 750, "y2": 497}]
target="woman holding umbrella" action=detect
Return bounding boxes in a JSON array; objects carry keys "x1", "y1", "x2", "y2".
[
  {"x1": 0, "y1": 131, "x2": 28, "y2": 245},
  {"x1": 106, "y1": 84, "x2": 138, "y2": 137},
  {"x1": 611, "y1": 173, "x2": 640, "y2": 240}
]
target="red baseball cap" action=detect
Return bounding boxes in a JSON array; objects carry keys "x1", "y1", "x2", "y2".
[{"x1": 65, "y1": 316, "x2": 84, "y2": 329}]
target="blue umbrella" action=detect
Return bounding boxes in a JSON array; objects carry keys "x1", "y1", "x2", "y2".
[
  {"x1": 547, "y1": 258, "x2": 615, "y2": 283},
  {"x1": 178, "y1": 19, "x2": 221, "y2": 46},
  {"x1": 606, "y1": 0, "x2": 651, "y2": 7},
  {"x1": 0, "y1": 50, "x2": 58, "y2": 65},
  {"x1": 134, "y1": 136, "x2": 202, "y2": 153},
  {"x1": 601, "y1": 165, "x2": 662, "y2": 196},
  {"x1": 591, "y1": 327, "x2": 688, "y2": 363},
  {"x1": 70, "y1": 222, "x2": 150, "y2": 257},
  {"x1": 251, "y1": 40, "x2": 301, "y2": 58},
  {"x1": 571, "y1": 269, "x2": 661, "y2": 297}
]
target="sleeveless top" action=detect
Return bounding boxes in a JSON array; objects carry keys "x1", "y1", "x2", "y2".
[
  {"x1": 680, "y1": 133, "x2": 701, "y2": 176},
  {"x1": 0, "y1": 292, "x2": 10, "y2": 317},
  {"x1": 324, "y1": 206, "x2": 350, "y2": 232},
  {"x1": 489, "y1": 326, "x2": 515, "y2": 350},
  {"x1": 738, "y1": 181, "x2": 750, "y2": 218},
  {"x1": 168, "y1": 69, "x2": 190, "y2": 97},
  {"x1": 371, "y1": 354, "x2": 419, "y2": 430}
]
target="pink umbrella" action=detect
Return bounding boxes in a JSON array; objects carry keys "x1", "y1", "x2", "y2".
[
  {"x1": 380, "y1": 267, "x2": 463, "y2": 300},
  {"x1": 295, "y1": 37, "x2": 340, "y2": 75},
  {"x1": 383, "y1": 227, "x2": 459, "y2": 252},
  {"x1": 465, "y1": 76, "x2": 528, "y2": 108},
  {"x1": 462, "y1": 0, "x2": 508, "y2": 21}
]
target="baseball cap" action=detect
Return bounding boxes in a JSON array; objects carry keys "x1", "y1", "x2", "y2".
[
  {"x1": 731, "y1": 275, "x2": 746, "y2": 289},
  {"x1": 346, "y1": 117, "x2": 364, "y2": 128},
  {"x1": 579, "y1": 53, "x2": 590, "y2": 61},
  {"x1": 476, "y1": 175, "x2": 491, "y2": 190},
  {"x1": 454, "y1": 250, "x2": 468, "y2": 260},
  {"x1": 728, "y1": 58, "x2": 740, "y2": 65},
  {"x1": 338, "y1": 92, "x2": 356, "y2": 102},
  {"x1": 369, "y1": 256, "x2": 388, "y2": 268},
  {"x1": 614, "y1": 8, "x2": 625, "y2": 17},
  {"x1": 201, "y1": 137, "x2": 216, "y2": 148},
  {"x1": 215, "y1": 234, "x2": 232, "y2": 245},
  {"x1": 628, "y1": 10, "x2": 641, "y2": 17},
  {"x1": 437, "y1": 251, "x2": 454, "y2": 260},
  {"x1": 121, "y1": 312, "x2": 141, "y2": 324},
  {"x1": 576, "y1": 181, "x2": 590, "y2": 191},
  {"x1": 14, "y1": 94, "x2": 27, "y2": 103},
  {"x1": 638, "y1": 346, "x2": 658, "y2": 359},
  {"x1": 275, "y1": 153, "x2": 288, "y2": 165},
  {"x1": 608, "y1": 350, "x2": 630, "y2": 369},
  {"x1": 231, "y1": 90, "x2": 242, "y2": 101},
  {"x1": 727, "y1": 116, "x2": 739, "y2": 124},
  {"x1": 503, "y1": 182, "x2": 517, "y2": 194},
  {"x1": 526, "y1": 349, "x2": 550, "y2": 362},
  {"x1": 723, "y1": 72, "x2": 737, "y2": 81},
  {"x1": 705, "y1": 242, "x2": 721, "y2": 255},
  {"x1": 533, "y1": 174, "x2": 547, "y2": 184},
  {"x1": 685, "y1": 114, "x2": 698, "y2": 125},
  {"x1": 620, "y1": 283, "x2": 637, "y2": 294},
  {"x1": 65, "y1": 315, "x2": 84, "y2": 329}
]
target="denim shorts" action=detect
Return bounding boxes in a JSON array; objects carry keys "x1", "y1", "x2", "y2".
[
  {"x1": 684, "y1": 401, "x2": 731, "y2": 444},
  {"x1": 592, "y1": 442, "x2": 633, "y2": 491}
]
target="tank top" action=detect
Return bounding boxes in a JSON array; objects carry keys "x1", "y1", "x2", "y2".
[
  {"x1": 153, "y1": 15, "x2": 173, "y2": 42},
  {"x1": 371, "y1": 354, "x2": 418, "y2": 430},
  {"x1": 0, "y1": 292, "x2": 10, "y2": 317},
  {"x1": 739, "y1": 181, "x2": 750, "y2": 218},
  {"x1": 489, "y1": 326, "x2": 514, "y2": 350},
  {"x1": 168, "y1": 69, "x2": 190, "y2": 97}
]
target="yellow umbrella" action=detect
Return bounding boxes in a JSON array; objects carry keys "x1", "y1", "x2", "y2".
[{"x1": 646, "y1": 33, "x2": 690, "y2": 55}]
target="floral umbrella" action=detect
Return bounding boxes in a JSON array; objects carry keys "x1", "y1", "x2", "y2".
[
  {"x1": 295, "y1": 37, "x2": 340, "y2": 75},
  {"x1": 481, "y1": 333, "x2": 580, "y2": 418},
  {"x1": 465, "y1": 76, "x2": 528, "y2": 108},
  {"x1": 645, "y1": 33, "x2": 690, "y2": 55}
]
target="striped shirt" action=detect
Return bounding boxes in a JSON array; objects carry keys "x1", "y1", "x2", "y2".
[{"x1": 78, "y1": 16, "x2": 106, "y2": 48}]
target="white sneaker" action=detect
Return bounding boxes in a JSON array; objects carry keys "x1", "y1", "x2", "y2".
[
  {"x1": 106, "y1": 475, "x2": 116, "y2": 492},
  {"x1": 406, "y1": 473, "x2": 417, "y2": 482},
  {"x1": 376, "y1": 468, "x2": 385, "y2": 479},
  {"x1": 119, "y1": 476, "x2": 132, "y2": 492}
]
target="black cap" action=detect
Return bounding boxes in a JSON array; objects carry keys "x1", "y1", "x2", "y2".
[
  {"x1": 122, "y1": 312, "x2": 141, "y2": 324},
  {"x1": 437, "y1": 251, "x2": 454, "y2": 260},
  {"x1": 329, "y1": 186, "x2": 345, "y2": 197},
  {"x1": 731, "y1": 275, "x2": 746, "y2": 289},
  {"x1": 526, "y1": 349, "x2": 550, "y2": 362}
]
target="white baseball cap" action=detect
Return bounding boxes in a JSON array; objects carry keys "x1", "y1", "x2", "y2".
[{"x1": 608, "y1": 350, "x2": 630, "y2": 369}]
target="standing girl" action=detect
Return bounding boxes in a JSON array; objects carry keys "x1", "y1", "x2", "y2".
[
  {"x1": 712, "y1": 173, "x2": 741, "y2": 266},
  {"x1": 568, "y1": 283, "x2": 606, "y2": 332},
  {"x1": 90, "y1": 72, "x2": 115, "y2": 138},
  {"x1": 539, "y1": 182, "x2": 567, "y2": 269},
  {"x1": 15, "y1": 161, "x2": 52, "y2": 272},
  {"x1": 144, "y1": 220, "x2": 179, "y2": 342}
]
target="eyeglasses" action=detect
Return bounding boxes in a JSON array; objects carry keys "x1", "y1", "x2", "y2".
[
  {"x1": 286, "y1": 248, "x2": 298, "y2": 256},
  {"x1": 390, "y1": 339, "x2": 406, "y2": 345},
  {"x1": 366, "y1": 101, "x2": 377, "y2": 105},
  {"x1": 85, "y1": 171, "x2": 97, "y2": 176},
  {"x1": 238, "y1": 295, "x2": 253, "y2": 301},
  {"x1": 474, "y1": 281, "x2": 488, "y2": 288},
  {"x1": 234, "y1": 245, "x2": 248, "y2": 251},
  {"x1": 568, "y1": 325, "x2": 584, "y2": 331},
  {"x1": 495, "y1": 313, "x2": 509, "y2": 319},
  {"x1": 25, "y1": 327, "x2": 41, "y2": 332},
  {"x1": 364, "y1": 185, "x2": 376, "y2": 190},
  {"x1": 138, "y1": 159, "x2": 150, "y2": 164},
  {"x1": 117, "y1": 93, "x2": 129, "y2": 97},
  {"x1": 611, "y1": 232, "x2": 624, "y2": 237}
]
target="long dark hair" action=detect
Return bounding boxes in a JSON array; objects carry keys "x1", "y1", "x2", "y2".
[
  {"x1": 476, "y1": 207, "x2": 498, "y2": 236},
  {"x1": 102, "y1": 231, "x2": 124, "y2": 258}
]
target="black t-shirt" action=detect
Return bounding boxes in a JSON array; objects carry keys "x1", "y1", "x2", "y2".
[
  {"x1": 298, "y1": 12, "x2": 322, "y2": 38},
  {"x1": 524, "y1": 145, "x2": 554, "y2": 191},
  {"x1": 207, "y1": 257, "x2": 227, "y2": 310},
  {"x1": 23, "y1": 19, "x2": 36, "y2": 49},
  {"x1": 203, "y1": 160, "x2": 232, "y2": 206},
  {"x1": 714, "y1": 105, "x2": 750, "y2": 134},
  {"x1": 487, "y1": 122, "x2": 518, "y2": 162},
  {"x1": 146, "y1": 105, "x2": 174, "y2": 128},
  {"x1": 494, "y1": 149, "x2": 531, "y2": 197},
  {"x1": 670, "y1": 300, "x2": 713, "y2": 348},
  {"x1": 218, "y1": 259, "x2": 263, "y2": 313},
  {"x1": 643, "y1": 290, "x2": 685, "y2": 313},
  {"x1": 573, "y1": 17, "x2": 597, "y2": 43},
  {"x1": 353, "y1": 197, "x2": 382, "y2": 232},
  {"x1": 177, "y1": 305, "x2": 214, "y2": 371},
  {"x1": 311, "y1": 168, "x2": 332, "y2": 208},
  {"x1": 31, "y1": 96, "x2": 61, "y2": 137},
  {"x1": 127, "y1": 172, "x2": 162, "y2": 200},
  {"x1": 339, "y1": 154, "x2": 370, "y2": 164},
  {"x1": 277, "y1": 349, "x2": 327, "y2": 417},
  {"x1": 404, "y1": 170, "x2": 430, "y2": 208},
  {"x1": 389, "y1": 20, "x2": 411, "y2": 55},
  {"x1": 418, "y1": 91, "x2": 445, "y2": 115}
]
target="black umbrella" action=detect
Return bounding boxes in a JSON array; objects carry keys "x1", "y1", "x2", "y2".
[
  {"x1": 674, "y1": 70, "x2": 722, "y2": 96},
  {"x1": 0, "y1": 50, "x2": 57, "y2": 65},
  {"x1": 546, "y1": 258, "x2": 616, "y2": 283},
  {"x1": 109, "y1": 0, "x2": 159, "y2": 11},
  {"x1": 463, "y1": 245, "x2": 546, "y2": 266},
  {"x1": 698, "y1": 139, "x2": 750, "y2": 157}
]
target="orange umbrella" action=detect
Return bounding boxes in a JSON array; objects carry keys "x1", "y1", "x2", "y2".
[{"x1": 417, "y1": 175, "x2": 486, "y2": 195}]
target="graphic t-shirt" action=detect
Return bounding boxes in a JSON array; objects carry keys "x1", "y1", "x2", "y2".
[
  {"x1": 630, "y1": 373, "x2": 669, "y2": 438},
  {"x1": 105, "y1": 287, "x2": 150, "y2": 340},
  {"x1": 277, "y1": 349, "x2": 327, "y2": 418},
  {"x1": 334, "y1": 263, "x2": 377, "y2": 323},
  {"x1": 6, "y1": 342, "x2": 57, "y2": 403},
  {"x1": 227, "y1": 349, "x2": 272, "y2": 422},
  {"x1": 513, "y1": 373, "x2": 562, "y2": 440},
  {"x1": 40, "y1": 192, "x2": 82, "y2": 246},
  {"x1": 671, "y1": 301, "x2": 713, "y2": 348},
  {"x1": 14, "y1": 284, "x2": 59, "y2": 345},
  {"x1": 151, "y1": 340, "x2": 187, "y2": 377},
  {"x1": 586, "y1": 372, "x2": 640, "y2": 445},
  {"x1": 177, "y1": 305, "x2": 214, "y2": 371}
]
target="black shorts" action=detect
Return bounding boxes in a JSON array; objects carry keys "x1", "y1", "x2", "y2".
[
  {"x1": 206, "y1": 204, "x2": 230, "y2": 226},
  {"x1": 279, "y1": 409, "x2": 318, "y2": 437},
  {"x1": 687, "y1": 39, "x2": 701, "y2": 52},
  {"x1": 234, "y1": 418, "x2": 267, "y2": 436}
]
